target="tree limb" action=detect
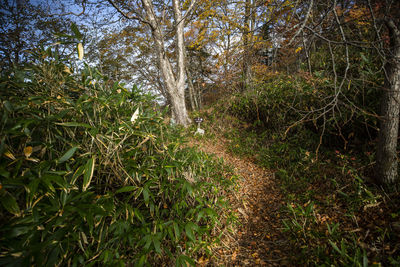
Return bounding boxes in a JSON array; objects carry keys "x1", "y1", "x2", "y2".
[
  {"x1": 107, "y1": 0, "x2": 152, "y2": 28},
  {"x1": 287, "y1": 0, "x2": 313, "y2": 46}
]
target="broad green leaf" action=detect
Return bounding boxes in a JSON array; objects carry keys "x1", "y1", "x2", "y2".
[
  {"x1": 60, "y1": 191, "x2": 67, "y2": 206},
  {"x1": 0, "y1": 168, "x2": 10, "y2": 178},
  {"x1": 153, "y1": 237, "x2": 161, "y2": 254},
  {"x1": 151, "y1": 203, "x2": 157, "y2": 218},
  {"x1": 59, "y1": 146, "x2": 78, "y2": 163},
  {"x1": 82, "y1": 157, "x2": 95, "y2": 191},
  {"x1": 363, "y1": 250, "x2": 368, "y2": 267},
  {"x1": 46, "y1": 170, "x2": 69, "y2": 176},
  {"x1": 204, "y1": 207, "x2": 217, "y2": 218},
  {"x1": 41, "y1": 176, "x2": 55, "y2": 192},
  {"x1": 137, "y1": 255, "x2": 146, "y2": 267},
  {"x1": 0, "y1": 193, "x2": 20, "y2": 215},
  {"x1": 46, "y1": 175, "x2": 68, "y2": 193},
  {"x1": 176, "y1": 254, "x2": 195, "y2": 267},
  {"x1": 3, "y1": 101, "x2": 13, "y2": 112},
  {"x1": 71, "y1": 22, "x2": 82, "y2": 39},
  {"x1": 134, "y1": 208, "x2": 144, "y2": 223},
  {"x1": 185, "y1": 222, "x2": 197, "y2": 241},
  {"x1": 134, "y1": 187, "x2": 143, "y2": 200},
  {"x1": 329, "y1": 240, "x2": 343, "y2": 255},
  {"x1": 196, "y1": 210, "x2": 204, "y2": 222},
  {"x1": 71, "y1": 165, "x2": 85, "y2": 185},
  {"x1": 42, "y1": 174, "x2": 66, "y2": 190},
  {"x1": 55, "y1": 122, "x2": 92, "y2": 128},
  {"x1": 173, "y1": 221, "x2": 180, "y2": 240},
  {"x1": 47, "y1": 247, "x2": 60, "y2": 266},
  {"x1": 143, "y1": 187, "x2": 149, "y2": 204},
  {"x1": 143, "y1": 235, "x2": 152, "y2": 250},
  {"x1": 327, "y1": 223, "x2": 332, "y2": 235},
  {"x1": 115, "y1": 186, "x2": 137, "y2": 194}
]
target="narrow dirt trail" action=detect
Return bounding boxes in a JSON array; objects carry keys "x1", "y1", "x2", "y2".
[{"x1": 189, "y1": 136, "x2": 295, "y2": 266}]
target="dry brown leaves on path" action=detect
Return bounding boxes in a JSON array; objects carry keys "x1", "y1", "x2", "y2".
[{"x1": 188, "y1": 136, "x2": 295, "y2": 266}]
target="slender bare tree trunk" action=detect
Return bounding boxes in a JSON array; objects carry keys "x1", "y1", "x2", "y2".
[
  {"x1": 302, "y1": 31, "x2": 312, "y2": 73},
  {"x1": 197, "y1": 86, "x2": 202, "y2": 109},
  {"x1": 186, "y1": 67, "x2": 198, "y2": 111},
  {"x1": 242, "y1": 0, "x2": 251, "y2": 91},
  {"x1": 376, "y1": 19, "x2": 400, "y2": 184}
]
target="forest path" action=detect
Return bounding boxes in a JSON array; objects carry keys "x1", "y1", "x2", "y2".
[{"x1": 188, "y1": 135, "x2": 294, "y2": 266}]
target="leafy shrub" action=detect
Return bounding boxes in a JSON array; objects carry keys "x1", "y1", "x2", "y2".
[
  {"x1": 0, "y1": 48, "x2": 235, "y2": 266},
  {"x1": 216, "y1": 110, "x2": 398, "y2": 265},
  {"x1": 229, "y1": 73, "x2": 379, "y2": 149},
  {"x1": 219, "y1": 68, "x2": 397, "y2": 265}
]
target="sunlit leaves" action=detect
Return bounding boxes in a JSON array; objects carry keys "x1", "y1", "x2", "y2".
[
  {"x1": 3, "y1": 150, "x2": 15, "y2": 160},
  {"x1": 0, "y1": 50, "x2": 235, "y2": 266},
  {"x1": 130, "y1": 107, "x2": 140, "y2": 123},
  {"x1": 77, "y1": 43, "x2": 84, "y2": 60}
]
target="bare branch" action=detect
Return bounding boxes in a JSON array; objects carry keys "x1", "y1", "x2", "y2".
[
  {"x1": 332, "y1": 0, "x2": 350, "y2": 93},
  {"x1": 185, "y1": 0, "x2": 198, "y2": 19},
  {"x1": 107, "y1": 0, "x2": 151, "y2": 28},
  {"x1": 287, "y1": 0, "x2": 313, "y2": 46},
  {"x1": 173, "y1": 0, "x2": 198, "y2": 29}
]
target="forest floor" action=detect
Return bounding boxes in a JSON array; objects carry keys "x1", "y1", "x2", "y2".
[{"x1": 188, "y1": 135, "x2": 296, "y2": 266}]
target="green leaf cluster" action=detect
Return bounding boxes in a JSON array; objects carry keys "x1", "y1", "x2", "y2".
[
  {"x1": 229, "y1": 73, "x2": 379, "y2": 149},
  {"x1": 0, "y1": 48, "x2": 235, "y2": 266}
]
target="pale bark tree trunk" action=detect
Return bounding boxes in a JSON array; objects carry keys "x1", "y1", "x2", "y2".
[
  {"x1": 186, "y1": 67, "x2": 198, "y2": 111},
  {"x1": 141, "y1": 0, "x2": 192, "y2": 126},
  {"x1": 376, "y1": 19, "x2": 400, "y2": 184},
  {"x1": 197, "y1": 86, "x2": 202, "y2": 109}
]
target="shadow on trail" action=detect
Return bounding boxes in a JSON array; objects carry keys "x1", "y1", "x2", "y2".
[{"x1": 233, "y1": 166, "x2": 293, "y2": 266}]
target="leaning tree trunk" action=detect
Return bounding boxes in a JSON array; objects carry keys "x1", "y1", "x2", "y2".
[{"x1": 376, "y1": 19, "x2": 400, "y2": 184}]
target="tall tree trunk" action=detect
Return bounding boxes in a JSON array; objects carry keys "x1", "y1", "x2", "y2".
[
  {"x1": 302, "y1": 31, "x2": 312, "y2": 73},
  {"x1": 197, "y1": 85, "x2": 202, "y2": 109},
  {"x1": 172, "y1": 0, "x2": 191, "y2": 125},
  {"x1": 141, "y1": 0, "x2": 191, "y2": 126},
  {"x1": 376, "y1": 19, "x2": 400, "y2": 184},
  {"x1": 242, "y1": 0, "x2": 251, "y2": 91},
  {"x1": 186, "y1": 67, "x2": 198, "y2": 111}
]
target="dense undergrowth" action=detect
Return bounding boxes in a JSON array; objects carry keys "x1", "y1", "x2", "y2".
[
  {"x1": 201, "y1": 73, "x2": 400, "y2": 266},
  {"x1": 0, "y1": 48, "x2": 236, "y2": 266}
]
